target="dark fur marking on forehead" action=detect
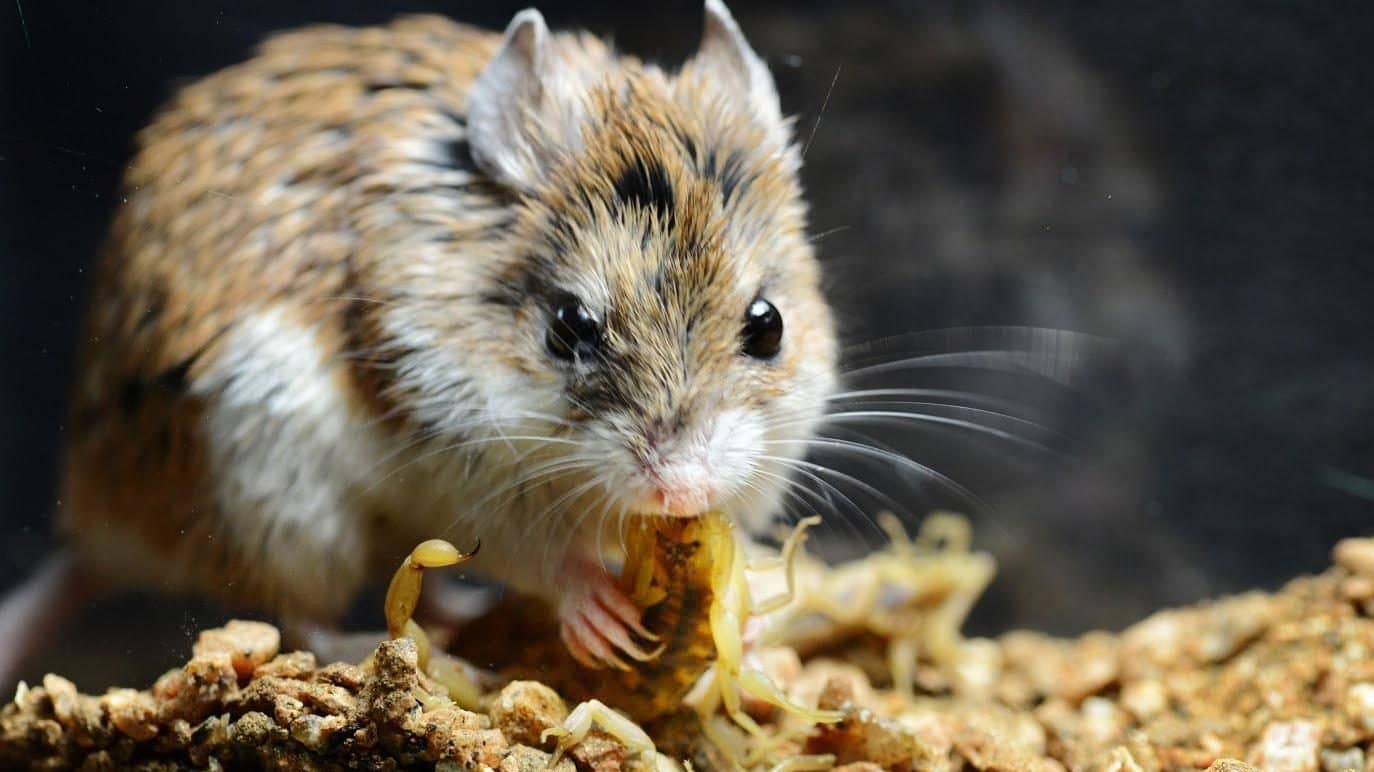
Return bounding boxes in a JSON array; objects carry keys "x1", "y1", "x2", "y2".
[
  {"x1": 479, "y1": 280, "x2": 524, "y2": 308},
  {"x1": 441, "y1": 138, "x2": 477, "y2": 171},
  {"x1": 701, "y1": 148, "x2": 752, "y2": 203},
  {"x1": 363, "y1": 80, "x2": 430, "y2": 94},
  {"x1": 480, "y1": 259, "x2": 552, "y2": 308},
  {"x1": 613, "y1": 158, "x2": 674, "y2": 221}
]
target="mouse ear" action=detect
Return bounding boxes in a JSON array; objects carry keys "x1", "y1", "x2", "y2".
[
  {"x1": 468, "y1": 9, "x2": 586, "y2": 191},
  {"x1": 687, "y1": 0, "x2": 786, "y2": 144}
]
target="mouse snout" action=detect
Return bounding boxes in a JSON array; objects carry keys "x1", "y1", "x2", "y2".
[
  {"x1": 631, "y1": 422, "x2": 718, "y2": 516},
  {"x1": 649, "y1": 485, "x2": 713, "y2": 517}
]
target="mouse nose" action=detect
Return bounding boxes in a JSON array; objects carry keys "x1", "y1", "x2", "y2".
[
  {"x1": 651, "y1": 485, "x2": 713, "y2": 517},
  {"x1": 633, "y1": 415, "x2": 716, "y2": 515}
]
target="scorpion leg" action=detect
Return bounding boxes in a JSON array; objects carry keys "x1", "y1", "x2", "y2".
[{"x1": 543, "y1": 699, "x2": 655, "y2": 762}]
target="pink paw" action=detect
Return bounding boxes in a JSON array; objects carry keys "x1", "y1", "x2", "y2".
[{"x1": 557, "y1": 556, "x2": 661, "y2": 670}]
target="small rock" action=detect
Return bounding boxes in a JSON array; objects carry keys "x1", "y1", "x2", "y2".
[
  {"x1": 102, "y1": 688, "x2": 159, "y2": 741},
  {"x1": 952, "y1": 638, "x2": 1004, "y2": 699},
  {"x1": 314, "y1": 661, "x2": 367, "y2": 691},
  {"x1": 288, "y1": 713, "x2": 348, "y2": 751},
  {"x1": 1320, "y1": 747, "x2": 1363, "y2": 772},
  {"x1": 1120, "y1": 612, "x2": 1187, "y2": 676},
  {"x1": 1190, "y1": 593, "x2": 1270, "y2": 664},
  {"x1": 192, "y1": 620, "x2": 281, "y2": 680},
  {"x1": 1335, "y1": 539, "x2": 1374, "y2": 578},
  {"x1": 566, "y1": 728, "x2": 627, "y2": 772},
  {"x1": 253, "y1": 651, "x2": 318, "y2": 681},
  {"x1": 1249, "y1": 720, "x2": 1321, "y2": 772},
  {"x1": 1206, "y1": 761, "x2": 1261, "y2": 772},
  {"x1": 42, "y1": 674, "x2": 80, "y2": 725},
  {"x1": 806, "y1": 707, "x2": 917, "y2": 768},
  {"x1": 1061, "y1": 633, "x2": 1121, "y2": 702},
  {"x1": 952, "y1": 723, "x2": 1064, "y2": 772},
  {"x1": 426, "y1": 706, "x2": 507, "y2": 767},
  {"x1": 227, "y1": 711, "x2": 275, "y2": 747},
  {"x1": 154, "y1": 653, "x2": 238, "y2": 725},
  {"x1": 1101, "y1": 746, "x2": 1146, "y2": 772},
  {"x1": 1080, "y1": 697, "x2": 1128, "y2": 747},
  {"x1": 370, "y1": 638, "x2": 420, "y2": 691},
  {"x1": 1345, "y1": 683, "x2": 1374, "y2": 731},
  {"x1": 1120, "y1": 679, "x2": 1168, "y2": 721},
  {"x1": 500, "y1": 744, "x2": 576, "y2": 772},
  {"x1": 490, "y1": 681, "x2": 568, "y2": 747},
  {"x1": 1340, "y1": 576, "x2": 1374, "y2": 603}
]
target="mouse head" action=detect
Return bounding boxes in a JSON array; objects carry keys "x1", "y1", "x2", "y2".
[{"x1": 456, "y1": 1, "x2": 837, "y2": 526}]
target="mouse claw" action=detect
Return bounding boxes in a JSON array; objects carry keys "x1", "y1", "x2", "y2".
[
  {"x1": 593, "y1": 578, "x2": 661, "y2": 642},
  {"x1": 559, "y1": 556, "x2": 661, "y2": 669}
]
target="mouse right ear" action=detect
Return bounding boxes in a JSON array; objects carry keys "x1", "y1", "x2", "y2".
[
  {"x1": 684, "y1": 0, "x2": 787, "y2": 148},
  {"x1": 468, "y1": 9, "x2": 588, "y2": 192}
]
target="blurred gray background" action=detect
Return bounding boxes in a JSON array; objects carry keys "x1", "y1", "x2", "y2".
[{"x1": 2, "y1": 0, "x2": 1371, "y2": 689}]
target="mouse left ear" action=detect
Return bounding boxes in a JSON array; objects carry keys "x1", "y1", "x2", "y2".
[
  {"x1": 468, "y1": 8, "x2": 587, "y2": 191},
  {"x1": 687, "y1": 0, "x2": 786, "y2": 143}
]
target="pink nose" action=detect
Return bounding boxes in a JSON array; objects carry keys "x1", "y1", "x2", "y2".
[{"x1": 653, "y1": 487, "x2": 712, "y2": 516}]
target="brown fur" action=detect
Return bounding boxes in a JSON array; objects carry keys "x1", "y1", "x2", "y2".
[{"x1": 59, "y1": 8, "x2": 837, "y2": 627}]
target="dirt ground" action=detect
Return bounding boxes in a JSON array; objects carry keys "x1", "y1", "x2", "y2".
[{"x1": 5, "y1": 535, "x2": 1374, "y2": 771}]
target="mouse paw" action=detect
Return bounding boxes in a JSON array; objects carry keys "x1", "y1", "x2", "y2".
[{"x1": 557, "y1": 556, "x2": 662, "y2": 670}]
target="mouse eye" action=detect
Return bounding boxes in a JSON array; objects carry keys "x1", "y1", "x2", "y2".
[
  {"x1": 547, "y1": 294, "x2": 602, "y2": 361},
  {"x1": 742, "y1": 297, "x2": 783, "y2": 359}
]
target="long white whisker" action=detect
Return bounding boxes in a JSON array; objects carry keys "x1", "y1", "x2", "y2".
[
  {"x1": 762, "y1": 436, "x2": 990, "y2": 515},
  {"x1": 842, "y1": 350, "x2": 1069, "y2": 382},
  {"x1": 827, "y1": 386, "x2": 1035, "y2": 413},
  {"x1": 759, "y1": 453, "x2": 916, "y2": 524},
  {"x1": 749, "y1": 461, "x2": 886, "y2": 549},
  {"x1": 360, "y1": 432, "x2": 585, "y2": 497},
  {"x1": 839, "y1": 325, "x2": 1107, "y2": 359},
  {"x1": 823, "y1": 410, "x2": 1062, "y2": 457}
]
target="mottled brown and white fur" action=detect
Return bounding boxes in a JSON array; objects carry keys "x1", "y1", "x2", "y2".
[{"x1": 38, "y1": 0, "x2": 837, "y2": 673}]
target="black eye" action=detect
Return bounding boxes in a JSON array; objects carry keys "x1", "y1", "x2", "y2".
[
  {"x1": 546, "y1": 294, "x2": 602, "y2": 361},
  {"x1": 742, "y1": 297, "x2": 783, "y2": 359}
]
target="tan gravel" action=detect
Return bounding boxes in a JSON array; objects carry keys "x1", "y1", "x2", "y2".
[{"x1": 4, "y1": 539, "x2": 1373, "y2": 771}]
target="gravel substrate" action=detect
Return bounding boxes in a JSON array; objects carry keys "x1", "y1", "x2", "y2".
[{"x1": 5, "y1": 538, "x2": 1374, "y2": 771}]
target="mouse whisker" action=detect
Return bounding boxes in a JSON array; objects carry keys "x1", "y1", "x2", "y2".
[
  {"x1": 360, "y1": 432, "x2": 585, "y2": 498},
  {"x1": 840, "y1": 350, "x2": 1078, "y2": 383},
  {"x1": 538, "y1": 477, "x2": 611, "y2": 575},
  {"x1": 826, "y1": 387, "x2": 1039, "y2": 415},
  {"x1": 758, "y1": 453, "x2": 915, "y2": 525},
  {"x1": 822, "y1": 409, "x2": 1064, "y2": 459},
  {"x1": 763, "y1": 401, "x2": 1064, "y2": 460},
  {"x1": 838, "y1": 327, "x2": 1116, "y2": 393},
  {"x1": 474, "y1": 454, "x2": 602, "y2": 527},
  {"x1": 839, "y1": 325, "x2": 1108, "y2": 358},
  {"x1": 761, "y1": 435, "x2": 990, "y2": 518},
  {"x1": 502, "y1": 458, "x2": 607, "y2": 542},
  {"x1": 750, "y1": 457, "x2": 890, "y2": 550},
  {"x1": 740, "y1": 465, "x2": 818, "y2": 520}
]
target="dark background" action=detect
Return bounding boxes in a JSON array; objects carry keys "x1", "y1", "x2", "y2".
[{"x1": 2, "y1": 0, "x2": 1371, "y2": 688}]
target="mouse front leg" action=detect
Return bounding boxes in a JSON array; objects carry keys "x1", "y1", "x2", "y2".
[{"x1": 556, "y1": 551, "x2": 662, "y2": 670}]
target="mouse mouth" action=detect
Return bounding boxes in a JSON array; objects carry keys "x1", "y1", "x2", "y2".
[{"x1": 630, "y1": 484, "x2": 715, "y2": 518}]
